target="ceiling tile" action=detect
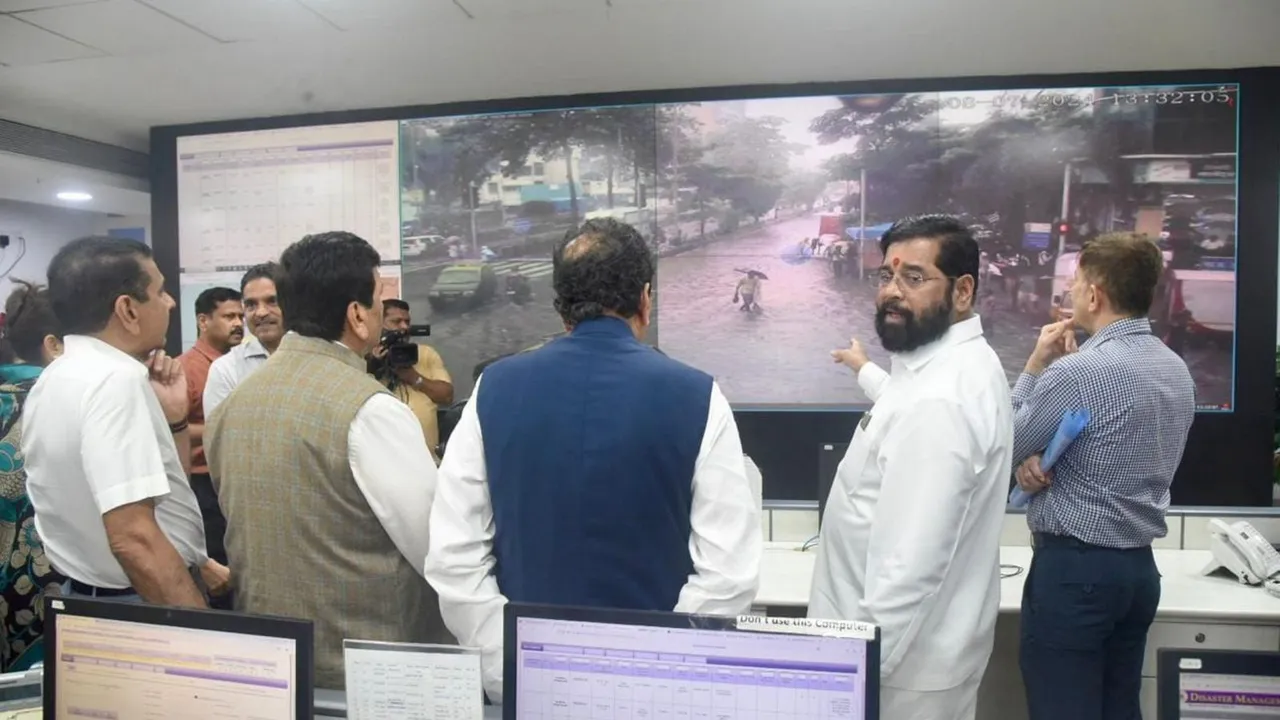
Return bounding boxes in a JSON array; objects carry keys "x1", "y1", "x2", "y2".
[
  {"x1": 17, "y1": 0, "x2": 217, "y2": 55},
  {"x1": 0, "y1": 0, "x2": 105, "y2": 11},
  {"x1": 135, "y1": 0, "x2": 336, "y2": 42},
  {"x1": 456, "y1": 0, "x2": 598, "y2": 19},
  {"x1": 0, "y1": 14, "x2": 100, "y2": 64},
  {"x1": 296, "y1": 0, "x2": 460, "y2": 31}
]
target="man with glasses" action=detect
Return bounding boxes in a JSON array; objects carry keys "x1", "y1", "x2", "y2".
[{"x1": 809, "y1": 215, "x2": 1013, "y2": 720}]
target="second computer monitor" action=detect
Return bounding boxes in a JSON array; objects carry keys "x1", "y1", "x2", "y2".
[
  {"x1": 504, "y1": 602, "x2": 878, "y2": 720},
  {"x1": 44, "y1": 595, "x2": 313, "y2": 720},
  {"x1": 1157, "y1": 647, "x2": 1280, "y2": 719}
]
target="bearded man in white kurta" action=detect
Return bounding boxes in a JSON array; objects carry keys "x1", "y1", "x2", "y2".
[{"x1": 810, "y1": 215, "x2": 1013, "y2": 720}]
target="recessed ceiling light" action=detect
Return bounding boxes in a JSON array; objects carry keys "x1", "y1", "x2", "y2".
[{"x1": 56, "y1": 191, "x2": 92, "y2": 202}]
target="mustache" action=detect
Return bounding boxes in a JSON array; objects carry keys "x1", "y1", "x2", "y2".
[{"x1": 876, "y1": 302, "x2": 912, "y2": 317}]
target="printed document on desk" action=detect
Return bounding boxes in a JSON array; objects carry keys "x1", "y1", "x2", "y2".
[{"x1": 343, "y1": 640, "x2": 483, "y2": 720}]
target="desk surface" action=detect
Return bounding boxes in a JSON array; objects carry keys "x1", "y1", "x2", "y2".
[{"x1": 758, "y1": 543, "x2": 1280, "y2": 622}]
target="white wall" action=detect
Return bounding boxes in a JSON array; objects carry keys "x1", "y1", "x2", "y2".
[
  {"x1": 0, "y1": 199, "x2": 105, "y2": 302},
  {"x1": 94, "y1": 215, "x2": 151, "y2": 246}
]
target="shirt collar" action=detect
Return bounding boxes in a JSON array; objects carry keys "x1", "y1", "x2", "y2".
[
  {"x1": 192, "y1": 337, "x2": 224, "y2": 363},
  {"x1": 62, "y1": 335, "x2": 146, "y2": 371},
  {"x1": 892, "y1": 314, "x2": 985, "y2": 373},
  {"x1": 238, "y1": 335, "x2": 270, "y2": 359},
  {"x1": 570, "y1": 316, "x2": 635, "y2": 339},
  {"x1": 1080, "y1": 316, "x2": 1153, "y2": 351},
  {"x1": 332, "y1": 339, "x2": 361, "y2": 355}
]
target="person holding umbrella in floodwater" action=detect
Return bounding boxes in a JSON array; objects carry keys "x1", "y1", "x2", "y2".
[{"x1": 733, "y1": 269, "x2": 768, "y2": 312}]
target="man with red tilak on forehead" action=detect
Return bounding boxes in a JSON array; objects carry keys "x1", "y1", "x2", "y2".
[{"x1": 810, "y1": 215, "x2": 1013, "y2": 720}]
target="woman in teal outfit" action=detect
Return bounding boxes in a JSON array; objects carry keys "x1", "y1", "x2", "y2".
[{"x1": 0, "y1": 280, "x2": 65, "y2": 672}]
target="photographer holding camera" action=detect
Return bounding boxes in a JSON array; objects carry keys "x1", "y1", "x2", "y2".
[{"x1": 369, "y1": 299, "x2": 453, "y2": 460}]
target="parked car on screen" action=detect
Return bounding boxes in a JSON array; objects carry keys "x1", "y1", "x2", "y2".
[
  {"x1": 427, "y1": 263, "x2": 498, "y2": 311},
  {"x1": 402, "y1": 237, "x2": 427, "y2": 257}
]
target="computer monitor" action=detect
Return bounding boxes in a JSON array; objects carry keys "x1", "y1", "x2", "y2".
[
  {"x1": 43, "y1": 596, "x2": 314, "y2": 720},
  {"x1": 1157, "y1": 648, "x2": 1280, "y2": 719},
  {"x1": 504, "y1": 603, "x2": 879, "y2": 720}
]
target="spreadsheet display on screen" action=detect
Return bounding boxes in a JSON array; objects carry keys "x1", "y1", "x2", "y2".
[
  {"x1": 176, "y1": 121, "x2": 401, "y2": 274},
  {"x1": 515, "y1": 616, "x2": 868, "y2": 719},
  {"x1": 53, "y1": 613, "x2": 298, "y2": 719}
]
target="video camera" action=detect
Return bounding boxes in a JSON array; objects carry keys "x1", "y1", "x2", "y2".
[{"x1": 380, "y1": 324, "x2": 431, "y2": 368}]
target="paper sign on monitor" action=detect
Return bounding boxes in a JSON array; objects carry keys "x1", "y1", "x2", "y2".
[
  {"x1": 735, "y1": 615, "x2": 877, "y2": 640},
  {"x1": 343, "y1": 640, "x2": 482, "y2": 720}
]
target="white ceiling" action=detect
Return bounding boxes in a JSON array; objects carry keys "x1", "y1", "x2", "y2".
[
  {"x1": 0, "y1": 0, "x2": 1277, "y2": 154},
  {"x1": 0, "y1": 150, "x2": 148, "y2": 215}
]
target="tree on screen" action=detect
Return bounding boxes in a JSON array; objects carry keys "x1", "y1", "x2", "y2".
[
  {"x1": 781, "y1": 170, "x2": 829, "y2": 212},
  {"x1": 809, "y1": 92, "x2": 1162, "y2": 243},
  {"x1": 402, "y1": 119, "x2": 511, "y2": 208},
  {"x1": 518, "y1": 110, "x2": 598, "y2": 225},
  {"x1": 575, "y1": 107, "x2": 660, "y2": 209},
  {"x1": 702, "y1": 116, "x2": 796, "y2": 223},
  {"x1": 811, "y1": 94, "x2": 941, "y2": 222},
  {"x1": 944, "y1": 112, "x2": 1087, "y2": 247}
]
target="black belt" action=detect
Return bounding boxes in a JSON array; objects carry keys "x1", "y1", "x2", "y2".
[
  {"x1": 1031, "y1": 532, "x2": 1149, "y2": 552},
  {"x1": 69, "y1": 564, "x2": 207, "y2": 599},
  {"x1": 68, "y1": 579, "x2": 136, "y2": 598}
]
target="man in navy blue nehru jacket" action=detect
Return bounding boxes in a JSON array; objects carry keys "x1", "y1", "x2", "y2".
[
  {"x1": 425, "y1": 218, "x2": 762, "y2": 703},
  {"x1": 1012, "y1": 232, "x2": 1195, "y2": 720}
]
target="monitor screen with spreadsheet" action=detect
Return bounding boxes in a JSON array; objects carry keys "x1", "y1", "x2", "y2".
[
  {"x1": 1158, "y1": 648, "x2": 1280, "y2": 719},
  {"x1": 43, "y1": 595, "x2": 314, "y2": 720},
  {"x1": 504, "y1": 603, "x2": 877, "y2": 720},
  {"x1": 174, "y1": 120, "x2": 403, "y2": 348}
]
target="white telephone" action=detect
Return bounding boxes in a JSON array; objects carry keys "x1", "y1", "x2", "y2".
[{"x1": 1203, "y1": 519, "x2": 1280, "y2": 587}]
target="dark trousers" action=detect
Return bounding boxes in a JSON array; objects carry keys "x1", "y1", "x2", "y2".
[
  {"x1": 190, "y1": 472, "x2": 232, "y2": 610},
  {"x1": 1020, "y1": 533, "x2": 1161, "y2": 720}
]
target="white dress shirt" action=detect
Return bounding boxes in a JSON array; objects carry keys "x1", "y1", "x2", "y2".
[
  {"x1": 347, "y1": 390, "x2": 438, "y2": 574},
  {"x1": 21, "y1": 335, "x2": 207, "y2": 588},
  {"x1": 425, "y1": 376, "x2": 761, "y2": 703},
  {"x1": 809, "y1": 315, "x2": 1013, "y2": 693},
  {"x1": 203, "y1": 335, "x2": 270, "y2": 416}
]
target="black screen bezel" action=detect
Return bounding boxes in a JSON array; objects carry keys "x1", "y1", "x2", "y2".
[
  {"x1": 1156, "y1": 647, "x2": 1280, "y2": 719},
  {"x1": 501, "y1": 601, "x2": 880, "y2": 720},
  {"x1": 42, "y1": 595, "x2": 315, "y2": 719}
]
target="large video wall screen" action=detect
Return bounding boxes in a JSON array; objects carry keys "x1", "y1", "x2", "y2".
[{"x1": 177, "y1": 83, "x2": 1240, "y2": 412}]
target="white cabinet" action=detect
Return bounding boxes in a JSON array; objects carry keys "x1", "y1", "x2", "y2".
[{"x1": 1140, "y1": 677, "x2": 1157, "y2": 719}]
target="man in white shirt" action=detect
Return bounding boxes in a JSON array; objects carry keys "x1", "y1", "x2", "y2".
[
  {"x1": 22, "y1": 236, "x2": 229, "y2": 607},
  {"x1": 205, "y1": 231, "x2": 448, "y2": 690},
  {"x1": 426, "y1": 218, "x2": 761, "y2": 703},
  {"x1": 809, "y1": 215, "x2": 1013, "y2": 720},
  {"x1": 203, "y1": 262, "x2": 282, "y2": 416}
]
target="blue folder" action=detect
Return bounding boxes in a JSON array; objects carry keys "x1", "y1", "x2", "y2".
[{"x1": 1009, "y1": 408, "x2": 1091, "y2": 509}]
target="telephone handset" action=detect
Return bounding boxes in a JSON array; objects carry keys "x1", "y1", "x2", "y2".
[{"x1": 1204, "y1": 518, "x2": 1280, "y2": 586}]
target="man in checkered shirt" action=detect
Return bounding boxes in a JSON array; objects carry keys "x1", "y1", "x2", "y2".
[{"x1": 1010, "y1": 232, "x2": 1195, "y2": 720}]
